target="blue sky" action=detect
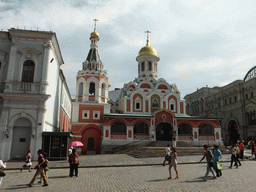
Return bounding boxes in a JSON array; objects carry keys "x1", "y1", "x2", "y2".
[{"x1": 1, "y1": 0, "x2": 256, "y2": 97}]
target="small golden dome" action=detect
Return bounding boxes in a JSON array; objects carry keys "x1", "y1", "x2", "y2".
[
  {"x1": 90, "y1": 30, "x2": 99, "y2": 39},
  {"x1": 137, "y1": 40, "x2": 159, "y2": 60}
]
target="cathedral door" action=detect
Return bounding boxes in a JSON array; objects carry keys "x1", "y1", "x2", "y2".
[
  {"x1": 156, "y1": 122, "x2": 173, "y2": 141},
  {"x1": 81, "y1": 128, "x2": 101, "y2": 154}
]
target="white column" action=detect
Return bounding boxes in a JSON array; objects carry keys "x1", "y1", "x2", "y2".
[
  {"x1": 150, "y1": 126, "x2": 155, "y2": 141},
  {"x1": 40, "y1": 41, "x2": 51, "y2": 94},
  {"x1": 0, "y1": 108, "x2": 11, "y2": 161},
  {"x1": 127, "y1": 126, "x2": 133, "y2": 141},
  {"x1": 5, "y1": 41, "x2": 18, "y2": 93}
]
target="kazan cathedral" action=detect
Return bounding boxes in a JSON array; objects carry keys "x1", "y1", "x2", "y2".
[{"x1": 71, "y1": 24, "x2": 222, "y2": 154}]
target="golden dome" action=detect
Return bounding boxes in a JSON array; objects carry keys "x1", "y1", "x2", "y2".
[
  {"x1": 90, "y1": 30, "x2": 99, "y2": 39},
  {"x1": 137, "y1": 40, "x2": 159, "y2": 60}
]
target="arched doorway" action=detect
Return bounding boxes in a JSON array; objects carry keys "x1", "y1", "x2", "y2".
[
  {"x1": 228, "y1": 120, "x2": 240, "y2": 144},
  {"x1": 156, "y1": 122, "x2": 173, "y2": 141},
  {"x1": 11, "y1": 118, "x2": 32, "y2": 159},
  {"x1": 81, "y1": 128, "x2": 101, "y2": 154}
]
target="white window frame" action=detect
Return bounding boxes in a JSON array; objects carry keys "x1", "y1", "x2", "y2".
[
  {"x1": 135, "y1": 97, "x2": 141, "y2": 110},
  {"x1": 93, "y1": 111, "x2": 100, "y2": 120},
  {"x1": 82, "y1": 110, "x2": 90, "y2": 119}
]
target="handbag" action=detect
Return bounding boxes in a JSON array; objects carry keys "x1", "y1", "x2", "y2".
[
  {"x1": 0, "y1": 169, "x2": 6, "y2": 177},
  {"x1": 216, "y1": 162, "x2": 222, "y2": 171}
]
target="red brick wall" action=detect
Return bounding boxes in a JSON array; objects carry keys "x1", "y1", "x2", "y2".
[
  {"x1": 157, "y1": 84, "x2": 168, "y2": 89},
  {"x1": 78, "y1": 104, "x2": 104, "y2": 123},
  {"x1": 127, "y1": 99, "x2": 131, "y2": 112},
  {"x1": 180, "y1": 102, "x2": 184, "y2": 114},
  {"x1": 140, "y1": 83, "x2": 151, "y2": 88},
  {"x1": 146, "y1": 100, "x2": 149, "y2": 112},
  {"x1": 163, "y1": 101, "x2": 166, "y2": 109},
  {"x1": 60, "y1": 109, "x2": 71, "y2": 132}
]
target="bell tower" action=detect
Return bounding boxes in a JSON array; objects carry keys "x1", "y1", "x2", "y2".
[
  {"x1": 76, "y1": 19, "x2": 109, "y2": 103},
  {"x1": 136, "y1": 30, "x2": 160, "y2": 79}
]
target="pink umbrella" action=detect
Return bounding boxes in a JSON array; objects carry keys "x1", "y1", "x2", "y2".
[{"x1": 69, "y1": 141, "x2": 84, "y2": 147}]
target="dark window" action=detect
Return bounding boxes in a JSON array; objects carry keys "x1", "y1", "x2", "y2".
[
  {"x1": 136, "y1": 102, "x2": 140, "y2": 109},
  {"x1": 234, "y1": 96, "x2": 237, "y2": 102},
  {"x1": 229, "y1": 98, "x2": 232, "y2": 104},
  {"x1": 89, "y1": 82, "x2": 95, "y2": 95},
  {"x1": 199, "y1": 124, "x2": 214, "y2": 135},
  {"x1": 111, "y1": 121, "x2": 127, "y2": 134},
  {"x1": 251, "y1": 92, "x2": 254, "y2": 98},
  {"x1": 0, "y1": 62, "x2": 1, "y2": 69},
  {"x1": 246, "y1": 94, "x2": 248, "y2": 99},
  {"x1": 141, "y1": 62, "x2": 145, "y2": 71},
  {"x1": 95, "y1": 113, "x2": 98, "y2": 118},
  {"x1": 101, "y1": 83, "x2": 105, "y2": 97},
  {"x1": 170, "y1": 104, "x2": 174, "y2": 110},
  {"x1": 178, "y1": 123, "x2": 192, "y2": 135},
  {"x1": 22, "y1": 60, "x2": 35, "y2": 82},
  {"x1": 225, "y1": 99, "x2": 227, "y2": 105},
  {"x1": 248, "y1": 111, "x2": 256, "y2": 126},
  {"x1": 149, "y1": 62, "x2": 152, "y2": 71},
  {"x1": 133, "y1": 122, "x2": 149, "y2": 134},
  {"x1": 84, "y1": 113, "x2": 87, "y2": 118}
]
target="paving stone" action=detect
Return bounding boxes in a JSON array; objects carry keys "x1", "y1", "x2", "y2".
[{"x1": 1, "y1": 161, "x2": 255, "y2": 191}]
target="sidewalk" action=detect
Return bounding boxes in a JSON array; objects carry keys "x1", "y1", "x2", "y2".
[{"x1": 5, "y1": 149, "x2": 253, "y2": 170}]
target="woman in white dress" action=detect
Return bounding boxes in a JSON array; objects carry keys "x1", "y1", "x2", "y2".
[
  {"x1": 0, "y1": 160, "x2": 6, "y2": 187},
  {"x1": 168, "y1": 147, "x2": 179, "y2": 180}
]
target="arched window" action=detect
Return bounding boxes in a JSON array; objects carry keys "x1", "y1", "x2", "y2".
[
  {"x1": 89, "y1": 82, "x2": 95, "y2": 95},
  {"x1": 135, "y1": 97, "x2": 141, "y2": 110},
  {"x1": 199, "y1": 124, "x2": 214, "y2": 135},
  {"x1": 22, "y1": 60, "x2": 35, "y2": 82},
  {"x1": 111, "y1": 121, "x2": 127, "y2": 134},
  {"x1": 78, "y1": 83, "x2": 83, "y2": 96},
  {"x1": 151, "y1": 94, "x2": 160, "y2": 110},
  {"x1": 149, "y1": 62, "x2": 152, "y2": 71},
  {"x1": 101, "y1": 83, "x2": 105, "y2": 98},
  {"x1": 141, "y1": 62, "x2": 145, "y2": 71},
  {"x1": 178, "y1": 123, "x2": 192, "y2": 135},
  {"x1": 133, "y1": 122, "x2": 149, "y2": 134}
]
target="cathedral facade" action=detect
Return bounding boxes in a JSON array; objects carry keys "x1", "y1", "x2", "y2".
[{"x1": 71, "y1": 26, "x2": 222, "y2": 154}]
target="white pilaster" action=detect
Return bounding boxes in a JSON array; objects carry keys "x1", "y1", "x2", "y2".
[
  {"x1": 40, "y1": 40, "x2": 51, "y2": 94},
  {"x1": 192, "y1": 127, "x2": 199, "y2": 146}
]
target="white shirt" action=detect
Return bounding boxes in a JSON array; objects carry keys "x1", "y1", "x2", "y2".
[
  {"x1": 68, "y1": 148, "x2": 72, "y2": 155},
  {"x1": 165, "y1": 147, "x2": 171, "y2": 155},
  {"x1": 0, "y1": 160, "x2": 6, "y2": 169}
]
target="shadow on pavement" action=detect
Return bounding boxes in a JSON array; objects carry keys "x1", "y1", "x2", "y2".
[
  {"x1": 2, "y1": 185, "x2": 37, "y2": 190},
  {"x1": 147, "y1": 179, "x2": 167, "y2": 182},
  {"x1": 48, "y1": 175, "x2": 69, "y2": 179}
]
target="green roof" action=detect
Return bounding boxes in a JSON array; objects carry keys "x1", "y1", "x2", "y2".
[{"x1": 86, "y1": 48, "x2": 101, "y2": 63}]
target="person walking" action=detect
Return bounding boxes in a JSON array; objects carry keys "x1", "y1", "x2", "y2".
[
  {"x1": 229, "y1": 145, "x2": 238, "y2": 169},
  {"x1": 39, "y1": 152, "x2": 49, "y2": 184},
  {"x1": 21, "y1": 150, "x2": 32, "y2": 172},
  {"x1": 234, "y1": 143, "x2": 242, "y2": 167},
  {"x1": 68, "y1": 148, "x2": 79, "y2": 177},
  {"x1": 162, "y1": 144, "x2": 171, "y2": 166},
  {"x1": 0, "y1": 160, "x2": 6, "y2": 187},
  {"x1": 239, "y1": 140, "x2": 244, "y2": 159},
  {"x1": 172, "y1": 134, "x2": 177, "y2": 148},
  {"x1": 213, "y1": 145, "x2": 222, "y2": 177},
  {"x1": 250, "y1": 141, "x2": 255, "y2": 156},
  {"x1": 26, "y1": 149, "x2": 48, "y2": 187},
  {"x1": 199, "y1": 145, "x2": 216, "y2": 181},
  {"x1": 167, "y1": 147, "x2": 179, "y2": 180}
]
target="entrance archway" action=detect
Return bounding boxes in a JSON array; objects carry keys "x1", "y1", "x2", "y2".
[
  {"x1": 81, "y1": 127, "x2": 101, "y2": 154},
  {"x1": 11, "y1": 118, "x2": 32, "y2": 159},
  {"x1": 228, "y1": 120, "x2": 240, "y2": 144},
  {"x1": 156, "y1": 122, "x2": 173, "y2": 141}
]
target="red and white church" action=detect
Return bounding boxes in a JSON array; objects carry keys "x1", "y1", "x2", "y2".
[{"x1": 71, "y1": 25, "x2": 222, "y2": 154}]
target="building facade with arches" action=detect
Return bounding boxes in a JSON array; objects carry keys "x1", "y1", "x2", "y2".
[
  {"x1": 71, "y1": 27, "x2": 222, "y2": 154},
  {"x1": 185, "y1": 66, "x2": 256, "y2": 145},
  {"x1": 0, "y1": 29, "x2": 72, "y2": 161}
]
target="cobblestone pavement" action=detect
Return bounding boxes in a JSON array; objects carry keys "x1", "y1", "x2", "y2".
[
  {"x1": 7, "y1": 150, "x2": 252, "y2": 169},
  {"x1": 1, "y1": 161, "x2": 255, "y2": 191}
]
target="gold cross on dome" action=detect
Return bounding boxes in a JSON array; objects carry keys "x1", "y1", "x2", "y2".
[
  {"x1": 93, "y1": 19, "x2": 98, "y2": 31},
  {"x1": 145, "y1": 30, "x2": 151, "y2": 44}
]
